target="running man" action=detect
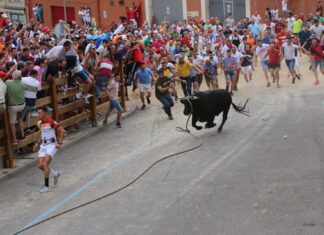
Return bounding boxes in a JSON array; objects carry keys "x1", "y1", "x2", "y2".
[
  {"x1": 300, "y1": 38, "x2": 324, "y2": 85},
  {"x1": 103, "y1": 76, "x2": 123, "y2": 127},
  {"x1": 255, "y1": 40, "x2": 271, "y2": 87},
  {"x1": 134, "y1": 62, "x2": 154, "y2": 110},
  {"x1": 155, "y1": 69, "x2": 176, "y2": 120},
  {"x1": 281, "y1": 36, "x2": 300, "y2": 84},
  {"x1": 268, "y1": 42, "x2": 282, "y2": 88},
  {"x1": 240, "y1": 43, "x2": 254, "y2": 86},
  {"x1": 33, "y1": 107, "x2": 65, "y2": 193},
  {"x1": 221, "y1": 49, "x2": 238, "y2": 95}
]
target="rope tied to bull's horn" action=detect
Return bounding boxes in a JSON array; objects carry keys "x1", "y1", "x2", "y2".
[{"x1": 176, "y1": 96, "x2": 194, "y2": 133}]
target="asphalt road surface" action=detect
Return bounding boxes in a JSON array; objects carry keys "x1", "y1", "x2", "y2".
[{"x1": 0, "y1": 57, "x2": 324, "y2": 235}]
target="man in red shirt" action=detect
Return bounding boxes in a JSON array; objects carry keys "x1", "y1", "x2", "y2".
[
  {"x1": 267, "y1": 42, "x2": 282, "y2": 88},
  {"x1": 301, "y1": 38, "x2": 324, "y2": 85},
  {"x1": 275, "y1": 18, "x2": 286, "y2": 34},
  {"x1": 275, "y1": 28, "x2": 288, "y2": 48}
]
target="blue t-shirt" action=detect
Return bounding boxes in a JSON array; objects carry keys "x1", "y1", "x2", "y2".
[
  {"x1": 135, "y1": 68, "x2": 152, "y2": 85},
  {"x1": 261, "y1": 37, "x2": 271, "y2": 45},
  {"x1": 248, "y1": 24, "x2": 260, "y2": 38},
  {"x1": 298, "y1": 30, "x2": 312, "y2": 46}
]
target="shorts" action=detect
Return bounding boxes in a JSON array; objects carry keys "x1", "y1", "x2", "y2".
[
  {"x1": 260, "y1": 60, "x2": 269, "y2": 70},
  {"x1": 38, "y1": 144, "x2": 57, "y2": 158},
  {"x1": 311, "y1": 59, "x2": 324, "y2": 71},
  {"x1": 268, "y1": 64, "x2": 280, "y2": 69},
  {"x1": 139, "y1": 83, "x2": 152, "y2": 93},
  {"x1": 110, "y1": 99, "x2": 123, "y2": 113},
  {"x1": 0, "y1": 103, "x2": 6, "y2": 115},
  {"x1": 75, "y1": 70, "x2": 90, "y2": 82},
  {"x1": 8, "y1": 104, "x2": 25, "y2": 124},
  {"x1": 285, "y1": 59, "x2": 296, "y2": 70},
  {"x1": 18, "y1": 105, "x2": 34, "y2": 120},
  {"x1": 196, "y1": 74, "x2": 203, "y2": 85},
  {"x1": 224, "y1": 71, "x2": 235, "y2": 81},
  {"x1": 241, "y1": 66, "x2": 253, "y2": 74}
]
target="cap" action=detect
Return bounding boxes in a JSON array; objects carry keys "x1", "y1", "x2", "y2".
[
  {"x1": 43, "y1": 26, "x2": 50, "y2": 33},
  {"x1": 1, "y1": 13, "x2": 8, "y2": 19}
]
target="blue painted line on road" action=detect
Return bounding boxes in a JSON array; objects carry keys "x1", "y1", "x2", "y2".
[{"x1": 22, "y1": 127, "x2": 172, "y2": 231}]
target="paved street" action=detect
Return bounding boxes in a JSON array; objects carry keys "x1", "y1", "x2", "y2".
[{"x1": 1, "y1": 57, "x2": 324, "y2": 235}]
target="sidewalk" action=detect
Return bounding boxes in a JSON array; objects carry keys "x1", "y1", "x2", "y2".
[{"x1": 0, "y1": 98, "x2": 139, "y2": 181}]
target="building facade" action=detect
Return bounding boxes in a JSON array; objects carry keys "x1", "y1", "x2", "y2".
[
  {"x1": 0, "y1": 0, "x2": 26, "y2": 23},
  {"x1": 26, "y1": 0, "x2": 321, "y2": 29}
]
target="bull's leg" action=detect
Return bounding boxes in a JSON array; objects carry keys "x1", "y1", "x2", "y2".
[
  {"x1": 192, "y1": 115, "x2": 203, "y2": 130},
  {"x1": 217, "y1": 109, "x2": 229, "y2": 133},
  {"x1": 205, "y1": 116, "x2": 216, "y2": 129}
]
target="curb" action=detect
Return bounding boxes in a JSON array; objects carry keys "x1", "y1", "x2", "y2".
[{"x1": 0, "y1": 106, "x2": 139, "y2": 182}]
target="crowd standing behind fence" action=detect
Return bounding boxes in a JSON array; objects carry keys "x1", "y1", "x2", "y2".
[{"x1": 0, "y1": 4, "x2": 323, "y2": 168}]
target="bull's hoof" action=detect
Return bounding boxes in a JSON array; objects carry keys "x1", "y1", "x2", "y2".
[
  {"x1": 217, "y1": 128, "x2": 222, "y2": 133},
  {"x1": 194, "y1": 126, "x2": 203, "y2": 130},
  {"x1": 205, "y1": 123, "x2": 216, "y2": 129}
]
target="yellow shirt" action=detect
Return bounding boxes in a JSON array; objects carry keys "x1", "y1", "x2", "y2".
[{"x1": 176, "y1": 61, "x2": 193, "y2": 77}]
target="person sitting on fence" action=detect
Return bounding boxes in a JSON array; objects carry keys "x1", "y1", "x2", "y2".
[
  {"x1": 5, "y1": 70, "x2": 26, "y2": 145},
  {"x1": 95, "y1": 57, "x2": 113, "y2": 99},
  {"x1": 46, "y1": 40, "x2": 94, "y2": 104},
  {"x1": 45, "y1": 58, "x2": 67, "y2": 82},
  {"x1": 18, "y1": 69, "x2": 40, "y2": 140},
  {"x1": 0, "y1": 71, "x2": 6, "y2": 115}
]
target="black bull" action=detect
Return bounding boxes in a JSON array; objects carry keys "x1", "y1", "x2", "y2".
[{"x1": 180, "y1": 89, "x2": 249, "y2": 132}]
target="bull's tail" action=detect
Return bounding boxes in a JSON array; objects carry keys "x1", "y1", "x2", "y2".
[{"x1": 231, "y1": 99, "x2": 250, "y2": 117}]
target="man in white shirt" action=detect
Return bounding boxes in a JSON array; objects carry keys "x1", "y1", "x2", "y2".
[
  {"x1": 251, "y1": 12, "x2": 262, "y2": 25},
  {"x1": 0, "y1": 72, "x2": 6, "y2": 115},
  {"x1": 255, "y1": 40, "x2": 271, "y2": 87},
  {"x1": 310, "y1": 20, "x2": 324, "y2": 40},
  {"x1": 18, "y1": 70, "x2": 40, "y2": 139},
  {"x1": 282, "y1": 0, "x2": 288, "y2": 14},
  {"x1": 231, "y1": 47, "x2": 243, "y2": 91},
  {"x1": 286, "y1": 13, "x2": 296, "y2": 32},
  {"x1": 224, "y1": 14, "x2": 235, "y2": 29},
  {"x1": 281, "y1": 36, "x2": 300, "y2": 83}
]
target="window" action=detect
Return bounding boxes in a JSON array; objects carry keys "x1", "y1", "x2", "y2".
[{"x1": 11, "y1": 14, "x2": 25, "y2": 22}]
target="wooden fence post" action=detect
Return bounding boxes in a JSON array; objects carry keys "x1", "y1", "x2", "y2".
[
  {"x1": 50, "y1": 79, "x2": 59, "y2": 121},
  {"x1": 119, "y1": 60, "x2": 127, "y2": 112},
  {"x1": 89, "y1": 85, "x2": 98, "y2": 127},
  {"x1": 3, "y1": 110, "x2": 14, "y2": 168}
]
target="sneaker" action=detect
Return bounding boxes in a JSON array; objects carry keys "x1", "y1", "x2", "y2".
[
  {"x1": 292, "y1": 77, "x2": 296, "y2": 84},
  {"x1": 81, "y1": 95, "x2": 90, "y2": 104},
  {"x1": 267, "y1": 82, "x2": 271, "y2": 88},
  {"x1": 248, "y1": 81, "x2": 252, "y2": 87},
  {"x1": 146, "y1": 96, "x2": 151, "y2": 104},
  {"x1": 296, "y1": 74, "x2": 301, "y2": 80},
  {"x1": 168, "y1": 116, "x2": 174, "y2": 120},
  {"x1": 40, "y1": 186, "x2": 50, "y2": 193},
  {"x1": 141, "y1": 104, "x2": 146, "y2": 110},
  {"x1": 84, "y1": 94, "x2": 93, "y2": 99},
  {"x1": 54, "y1": 172, "x2": 61, "y2": 186},
  {"x1": 315, "y1": 80, "x2": 320, "y2": 86},
  {"x1": 102, "y1": 120, "x2": 107, "y2": 125},
  {"x1": 116, "y1": 122, "x2": 122, "y2": 128}
]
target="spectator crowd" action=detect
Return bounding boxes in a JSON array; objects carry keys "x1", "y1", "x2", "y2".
[{"x1": 0, "y1": 3, "x2": 323, "y2": 146}]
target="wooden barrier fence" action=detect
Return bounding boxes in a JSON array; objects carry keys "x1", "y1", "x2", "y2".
[{"x1": 0, "y1": 61, "x2": 126, "y2": 169}]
